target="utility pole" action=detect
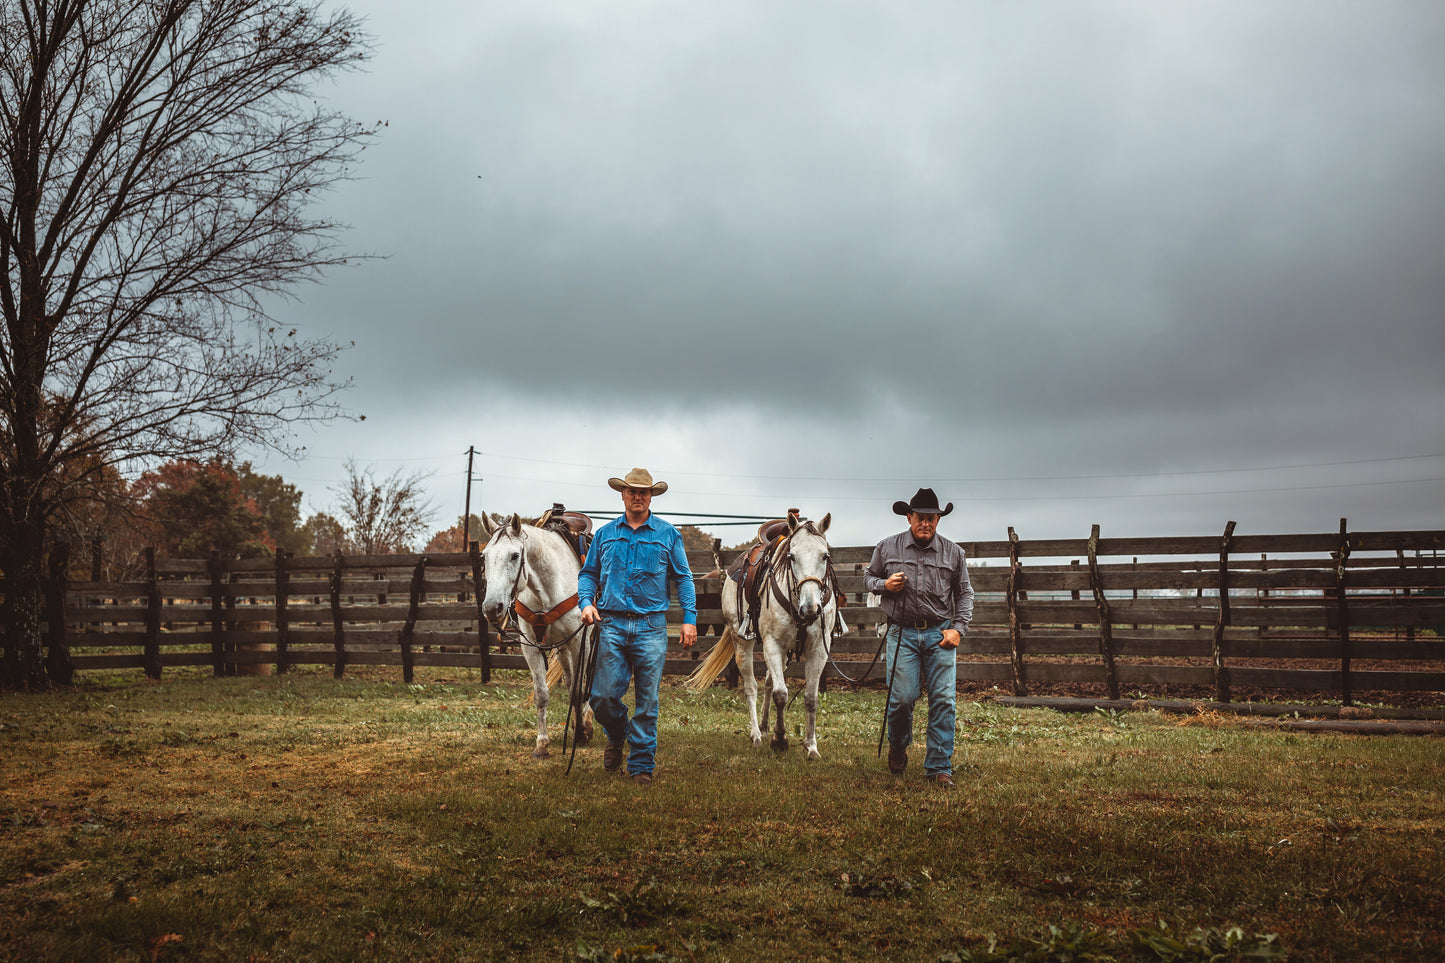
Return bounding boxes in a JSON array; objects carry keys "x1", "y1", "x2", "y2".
[{"x1": 462, "y1": 446, "x2": 475, "y2": 550}]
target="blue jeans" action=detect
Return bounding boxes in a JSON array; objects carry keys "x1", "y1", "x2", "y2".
[
  {"x1": 885, "y1": 622, "x2": 957, "y2": 776},
  {"x1": 589, "y1": 611, "x2": 668, "y2": 776}
]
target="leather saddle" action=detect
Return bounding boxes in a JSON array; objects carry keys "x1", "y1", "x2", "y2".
[
  {"x1": 540, "y1": 506, "x2": 593, "y2": 562},
  {"x1": 726, "y1": 518, "x2": 792, "y2": 637}
]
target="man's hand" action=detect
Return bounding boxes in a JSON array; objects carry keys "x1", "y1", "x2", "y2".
[
  {"x1": 681, "y1": 623, "x2": 697, "y2": 649},
  {"x1": 581, "y1": 604, "x2": 600, "y2": 625},
  {"x1": 939, "y1": 628, "x2": 961, "y2": 650},
  {"x1": 883, "y1": 571, "x2": 907, "y2": 593}
]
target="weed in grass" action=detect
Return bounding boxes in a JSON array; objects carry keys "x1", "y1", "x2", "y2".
[{"x1": 580, "y1": 878, "x2": 690, "y2": 927}]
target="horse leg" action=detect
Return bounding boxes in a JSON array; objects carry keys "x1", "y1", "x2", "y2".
[
  {"x1": 762, "y1": 641, "x2": 790, "y2": 752},
  {"x1": 557, "y1": 645, "x2": 592, "y2": 747},
  {"x1": 569, "y1": 644, "x2": 595, "y2": 745},
  {"x1": 523, "y1": 647, "x2": 551, "y2": 758},
  {"x1": 802, "y1": 631, "x2": 828, "y2": 761},
  {"x1": 735, "y1": 634, "x2": 763, "y2": 748}
]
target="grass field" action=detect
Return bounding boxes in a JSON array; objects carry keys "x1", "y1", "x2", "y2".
[{"x1": 2, "y1": 668, "x2": 1442, "y2": 962}]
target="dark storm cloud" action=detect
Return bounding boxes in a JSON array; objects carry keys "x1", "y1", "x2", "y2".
[{"x1": 267, "y1": 1, "x2": 1445, "y2": 541}]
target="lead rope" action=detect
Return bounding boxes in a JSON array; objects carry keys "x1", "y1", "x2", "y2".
[
  {"x1": 876, "y1": 571, "x2": 916, "y2": 758},
  {"x1": 564, "y1": 618, "x2": 606, "y2": 776}
]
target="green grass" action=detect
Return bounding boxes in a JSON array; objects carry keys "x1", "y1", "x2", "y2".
[{"x1": 1, "y1": 668, "x2": 1442, "y2": 961}]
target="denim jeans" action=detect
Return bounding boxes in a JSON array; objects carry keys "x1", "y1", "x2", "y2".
[
  {"x1": 588, "y1": 611, "x2": 668, "y2": 775},
  {"x1": 885, "y1": 622, "x2": 957, "y2": 776}
]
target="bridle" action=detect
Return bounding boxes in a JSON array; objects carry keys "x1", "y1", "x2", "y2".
[
  {"x1": 766, "y1": 523, "x2": 843, "y2": 653},
  {"x1": 483, "y1": 527, "x2": 581, "y2": 652},
  {"x1": 767, "y1": 521, "x2": 883, "y2": 686},
  {"x1": 484, "y1": 528, "x2": 529, "y2": 635}
]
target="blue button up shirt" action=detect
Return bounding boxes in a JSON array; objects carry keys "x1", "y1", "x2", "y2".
[{"x1": 578, "y1": 513, "x2": 697, "y2": 624}]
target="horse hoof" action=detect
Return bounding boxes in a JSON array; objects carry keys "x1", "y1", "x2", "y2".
[
  {"x1": 771, "y1": 737, "x2": 789, "y2": 753},
  {"x1": 576, "y1": 720, "x2": 594, "y2": 746},
  {"x1": 807, "y1": 748, "x2": 821, "y2": 762},
  {"x1": 532, "y1": 745, "x2": 550, "y2": 759},
  {"x1": 750, "y1": 735, "x2": 763, "y2": 749}
]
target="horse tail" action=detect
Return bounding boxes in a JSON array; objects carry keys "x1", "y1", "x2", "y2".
[
  {"x1": 521, "y1": 654, "x2": 562, "y2": 706},
  {"x1": 685, "y1": 625, "x2": 740, "y2": 693}
]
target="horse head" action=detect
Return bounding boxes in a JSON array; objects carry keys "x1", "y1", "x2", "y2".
[
  {"x1": 781, "y1": 512, "x2": 833, "y2": 624},
  {"x1": 479, "y1": 512, "x2": 526, "y2": 626}
]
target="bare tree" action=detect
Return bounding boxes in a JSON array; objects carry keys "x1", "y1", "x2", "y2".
[
  {"x1": 1, "y1": 0, "x2": 375, "y2": 687},
  {"x1": 334, "y1": 460, "x2": 435, "y2": 556}
]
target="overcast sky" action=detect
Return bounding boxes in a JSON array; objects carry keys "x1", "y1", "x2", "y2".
[{"x1": 249, "y1": 0, "x2": 1445, "y2": 550}]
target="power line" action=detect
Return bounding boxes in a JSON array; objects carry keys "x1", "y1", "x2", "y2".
[
  {"x1": 468, "y1": 470, "x2": 1445, "y2": 503},
  {"x1": 469, "y1": 449, "x2": 1445, "y2": 485}
]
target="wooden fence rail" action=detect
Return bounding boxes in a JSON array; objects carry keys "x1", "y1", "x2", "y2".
[{"x1": 4, "y1": 523, "x2": 1443, "y2": 705}]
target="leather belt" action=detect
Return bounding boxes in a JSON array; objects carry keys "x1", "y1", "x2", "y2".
[{"x1": 903, "y1": 616, "x2": 947, "y2": 631}]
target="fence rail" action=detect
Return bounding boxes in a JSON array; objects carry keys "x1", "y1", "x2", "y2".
[{"x1": 5, "y1": 522, "x2": 1443, "y2": 705}]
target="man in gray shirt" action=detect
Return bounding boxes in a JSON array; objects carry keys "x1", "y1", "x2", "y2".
[{"x1": 865, "y1": 488, "x2": 975, "y2": 787}]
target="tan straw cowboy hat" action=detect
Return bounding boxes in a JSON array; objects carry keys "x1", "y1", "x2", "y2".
[{"x1": 607, "y1": 467, "x2": 669, "y2": 495}]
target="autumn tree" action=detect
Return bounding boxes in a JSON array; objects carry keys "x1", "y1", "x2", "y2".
[
  {"x1": 424, "y1": 514, "x2": 486, "y2": 554},
  {"x1": 334, "y1": 460, "x2": 435, "y2": 555},
  {"x1": 0, "y1": 0, "x2": 373, "y2": 687},
  {"x1": 237, "y1": 462, "x2": 307, "y2": 555},
  {"x1": 300, "y1": 511, "x2": 345, "y2": 556},
  {"x1": 132, "y1": 459, "x2": 268, "y2": 558}
]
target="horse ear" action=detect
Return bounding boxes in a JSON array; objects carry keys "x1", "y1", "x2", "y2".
[
  {"x1": 818, "y1": 513, "x2": 831, "y2": 534},
  {"x1": 508, "y1": 514, "x2": 521, "y2": 535},
  {"x1": 787, "y1": 514, "x2": 799, "y2": 533},
  {"x1": 479, "y1": 512, "x2": 497, "y2": 536}
]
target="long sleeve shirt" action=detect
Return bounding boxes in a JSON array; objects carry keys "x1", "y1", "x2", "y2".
[
  {"x1": 865, "y1": 531, "x2": 974, "y2": 631},
  {"x1": 578, "y1": 513, "x2": 697, "y2": 624}
]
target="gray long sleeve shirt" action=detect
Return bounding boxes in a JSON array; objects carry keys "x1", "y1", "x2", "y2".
[{"x1": 865, "y1": 531, "x2": 975, "y2": 631}]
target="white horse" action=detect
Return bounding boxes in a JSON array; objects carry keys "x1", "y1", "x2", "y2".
[
  {"x1": 479, "y1": 513, "x2": 595, "y2": 759},
  {"x1": 689, "y1": 514, "x2": 842, "y2": 760}
]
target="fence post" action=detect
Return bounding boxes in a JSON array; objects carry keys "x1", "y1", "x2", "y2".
[
  {"x1": 45, "y1": 542, "x2": 74, "y2": 686},
  {"x1": 88, "y1": 535, "x2": 103, "y2": 629},
  {"x1": 209, "y1": 551, "x2": 226, "y2": 676},
  {"x1": 274, "y1": 552, "x2": 290, "y2": 674},
  {"x1": 1258, "y1": 553, "x2": 1269, "y2": 639},
  {"x1": 469, "y1": 540, "x2": 491, "y2": 684},
  {"x1": 1132, "y1": 557, "x2": 1139, "y2": 630},
  {"x1": 331, "y1": 553, "x2": 346, "y2": 679},
  {"x1": 1086, "y1": 524, "x2": 1119, "y2": 700},
  {"x1": 143, "y1": 547, "x2": 161, "y2": 680},
  {"x1": 1397, "y1": 550, "x2": 1413, "y2": 643},
  {"x1": 1335, "y1": 518, "x2": 1352, "y2": 707},
  {"x1": 224, "y1": 569, "x2": 239, "y2": 677},
  {"x1": 1007, "y1": 527, "x2": 1026, "y2": 696},
  {"x1": 1212, "y1": 521, "x2": 1236, "y2": 703},
  {"x1": 400, "y1": 557, "x2": 427, "y2": 684},
  {"x1": 1071, "y1": 559, "x2": 1082, "y2": 630}
]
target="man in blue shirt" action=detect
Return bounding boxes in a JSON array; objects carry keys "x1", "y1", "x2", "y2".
[{"x1": 579, "y1": 467, "x2": 697, "y2": 785}]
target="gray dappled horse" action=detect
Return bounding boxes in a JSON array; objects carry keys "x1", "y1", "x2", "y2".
[
  {"x1": 690, "y1": 514, "x2": 843, "y2": 760},
  {"x1": 479, "y1": 513, "x2": 595, "y2": 758}
]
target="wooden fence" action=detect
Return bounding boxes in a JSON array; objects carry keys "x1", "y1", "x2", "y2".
[{"x1": 6, "y1": 522, "x2": 1445, "y2": 705}]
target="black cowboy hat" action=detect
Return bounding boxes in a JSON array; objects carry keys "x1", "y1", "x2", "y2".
[{"x1": 893, "y1": 487, "x2": 954, "y2": 517}]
